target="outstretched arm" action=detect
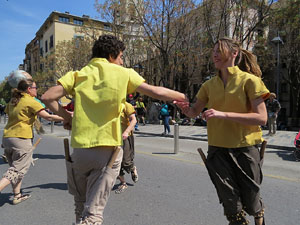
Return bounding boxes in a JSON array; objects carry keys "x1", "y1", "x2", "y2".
[
  {"x1": 37, "y1": 110, "x2": 64, "y2": 121},
  {"x1": 175, "y1": 98, "x2": 207, "y2": 118},
  {"x1": 41, "y1": 85, "x2": 72, "y2": 129},
  {"x1": 136, "y1": 83, "x2": 187, "y2": 102}
]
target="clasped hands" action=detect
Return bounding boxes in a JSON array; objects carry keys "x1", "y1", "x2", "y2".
[{"x1": 174, "y1": 100, "x2": 226, "y2": 121}]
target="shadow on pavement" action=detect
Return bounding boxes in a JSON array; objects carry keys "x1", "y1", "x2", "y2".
[
  {"x1": 32, "y1": 153, "x2": 65, "y2": 160},
  {"x1": 191, "y1": 134, "x2": 207, "y2": 137},
  {"x1": 0, "y1": 160, "x2": 7, "y2": 165},
  {"x1": 152, "y1": 152, "x2": 176, "y2": 155},
  {"x1": 0, "y1": 193, "x2": 12, "y2": 206},
  {"x1": 112, "y1": 182, "x2": 134, "y2": 191},
  {"x1": 266, "y1": 150, "x2": 297, "y2": 162},
  {"x1": 22, "y1": 182, "x2": 68, "y2": 191}
]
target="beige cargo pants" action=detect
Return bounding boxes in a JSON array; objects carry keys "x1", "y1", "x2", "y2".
[{"x1": 66, "y1": 146, "x2": 123, "y2": 224}]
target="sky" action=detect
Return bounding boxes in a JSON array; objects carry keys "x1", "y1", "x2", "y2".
[{"x1": 0, "y1": 0, "x2": 102, "y2": 82}]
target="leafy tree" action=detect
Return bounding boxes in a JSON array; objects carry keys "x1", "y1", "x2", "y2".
[
  {"x1": 35, "y1": 37, "x2": 93, "y2": 95},
  {"x1": 201, "y1": 0, "x2": 274, "y2": 47},
  {"x1": 94, "y1": 0, "x2": 149, "y2": 69},
  {"x1": 96, "y1": 0, "x2": 199, "y2": 89},
  {"x1": 269, "y1": 0, "x2": 300, "y2": 117},
  {"x1": 0, "y1": 80, "x2": 11, "y2": 103}
]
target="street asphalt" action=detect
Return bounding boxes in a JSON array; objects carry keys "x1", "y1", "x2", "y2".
[{"x1": 0, "y1": 120, "x2": 299, "y2": 225}]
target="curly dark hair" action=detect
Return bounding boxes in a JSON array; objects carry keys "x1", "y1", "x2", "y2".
[{"x1": 91, "y1": 35, "x2": 125, "y2": 60}]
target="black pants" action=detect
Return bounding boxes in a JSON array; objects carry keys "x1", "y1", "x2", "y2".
[
  {"x1": 119, "y1": 135, "x2": 135, "y2": 176},
  {"x1": 206, "y1": 145, "x2": 264, "y2": 217}
]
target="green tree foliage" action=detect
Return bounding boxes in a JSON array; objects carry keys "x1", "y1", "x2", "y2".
[
  {"x1": 270, "y1": 0, "x2": 300, "y2": 117},
  {"x1": 35, "y1": 37, "x2": 93, "y2": 95},
  {"x1": 0, "y1": 80, "x2": 12, "y2": 103}
]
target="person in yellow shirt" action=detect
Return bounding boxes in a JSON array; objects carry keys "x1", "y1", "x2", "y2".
[
  {"x1": 0, "y1": 79, "x2": 63, "y2": 204},
  {"x1": 175, "y1": 37, "x2": 269, "y2": 225},
  {"x1": 41, "y1": 35, "x2": 186, "y2": 225},
  {"x1": 115, "y1": 102, "x2": 138, "y2": 194},
  {"x1": 136, "y1": 96, "x2": 146, "y2": 125}
]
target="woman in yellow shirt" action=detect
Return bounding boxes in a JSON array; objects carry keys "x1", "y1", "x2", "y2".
[
  {"x1": 0, "y1": 79, "x2": 63, "y2": 204},
  {"x1": 176, "y1": 37, "x2": 269, "y2": 225}
]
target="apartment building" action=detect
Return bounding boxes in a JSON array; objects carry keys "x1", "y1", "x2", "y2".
[{"x1": 24, "y1": 11, "x2": 120, "y2": 76}]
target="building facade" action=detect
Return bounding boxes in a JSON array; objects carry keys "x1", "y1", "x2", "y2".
[{"x1": 24, "y1": 11, "x2": 119, "y2": 76}]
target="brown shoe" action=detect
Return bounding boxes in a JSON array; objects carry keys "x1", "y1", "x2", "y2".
[{"x1": 131, "y1": 166, "x2": 139, "y2": 183}]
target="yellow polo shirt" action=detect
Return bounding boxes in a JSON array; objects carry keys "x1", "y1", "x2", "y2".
[
  {"x1": 196, "y1": 66, "x2": 270, "y2": 148},
  {"x1": 120, "y1": 102, "x2": 136, "y2": 136},
  {"x1": 4, "y1": 93, "x2": 44, "y2": 139},
  {"x1": 58, "y1": 58, "x2": 145, "y2": 148}
]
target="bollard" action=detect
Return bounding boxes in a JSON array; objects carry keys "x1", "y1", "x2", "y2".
[
  {"x1": 51, "y1": 121, "x2": 54, "y2": 133},
  {"x1": 174, "y1": 123, "x2": 179, "y2": 154},
  {"x1": 0, "y1": 115, "x2": 2, "y2": 123},
  {"x1": 4, "y1": 114, "x2": 6, "y2": 124},
  {"x1": 69, "y1": 129, "x2": 71, "y2": 136}
]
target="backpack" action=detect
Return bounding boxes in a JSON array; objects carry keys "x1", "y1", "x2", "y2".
[{"x1": 160, "y1": 104, "x2": 169, "y2": 116}]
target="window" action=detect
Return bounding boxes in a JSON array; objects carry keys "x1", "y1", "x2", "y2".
[
  {"x1": 45, "y1": 40, "x2": 48, "y2": 53},
  {"x1": 50, "y1": 35, "x2": 54, "y2": 49},
  {"x1": 74, "y1": 19, "x2": 83, "y2": 26},
  {"x1": 40, "y1": 47, "x2": 43, "y2": 57},
  {"x1": 104, "y1": 24, "x2": 112, "y2": 31},
  {"x1": 59, "y1": 16, "x2": 70, "y2": 23},
  {"x1": 74, "y1": 35, "x2": 84, "y2": 48}
]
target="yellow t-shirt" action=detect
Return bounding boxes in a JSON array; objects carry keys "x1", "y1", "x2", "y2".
[
  {"x1": 4, "y1": 93, "x2": 44, "y2": 139},
  {"x1": 58, "y1": 58, "x2": 145, "y2": 148},
  {"x1": 196, "y1": 66, "x2": 270, "y2": 148},
  {"x1": 120, "y1": 102, "x2": 136, "y2": 136},
  {"x1": 136, "y1": 101, "x2": 145, "y2": 108}
]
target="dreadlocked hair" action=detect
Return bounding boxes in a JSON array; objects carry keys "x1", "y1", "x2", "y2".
[
  {"x1": 10, "y1": 79, "x2": 34, "y2": 106},
  {"x1": 91, "y1": 35, "x2": 125, "y2": 60},
  {"x1": 217, "y1": 37, "x2": 262, "y2": 77}
]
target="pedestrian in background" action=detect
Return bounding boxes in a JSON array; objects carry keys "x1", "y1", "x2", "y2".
[
  {"x1": 41, "y1": 35, "x2": 186, "y2": 225},
  {"x1": 160, "y1": 102, "x2": 171, "y2": 135},
  {"x1": 127, "y1": 94, "x2": 139, "y2": 131},
  {"x1": 266, "y1": 92, "x2": 281, "y2": 135},
  {"x1": 136, "y1": 96, "x2": 146, "y2": 125},
  {"x1": 175, "y1": 37, "x2": 269, "y2": 225},
  {"x1": 0, "y1": 79, "x2": 63, "y2": 204},
  {"x1": 115, "y1": 102, "x2": 138, "y2": 194}
]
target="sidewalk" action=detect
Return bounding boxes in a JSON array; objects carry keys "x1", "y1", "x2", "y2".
[
  {"x1": 134, "y1": 124, "x2": 297, "y2": 151},
  {"x1": 0, "y1": 121, "x2": 297, "y2": 151}
]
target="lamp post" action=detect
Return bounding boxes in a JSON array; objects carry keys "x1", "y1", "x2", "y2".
[{"x1": 271, "y1": 35, "x2": 284, "y2": 100}]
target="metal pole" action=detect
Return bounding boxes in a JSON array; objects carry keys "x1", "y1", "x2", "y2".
[
  {"x1": 4, "y1": 114, "x2": 6, "y2": 124},
  {"x1": 51, "y1": 121, "x2": 54, "y2": 133},
  {"x1": 174, "y1": 123, "x2": 179, "y2": 154},
  {"x1": 0, "y1": 115, "x2": 2, "y2": 123},
  {"x1": 276, "y1": 42, "x2": 280, "y2": 100}
]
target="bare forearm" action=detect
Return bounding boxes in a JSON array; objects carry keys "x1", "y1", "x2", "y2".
[
  {"x1": 223, "y1": 112, "x2": 267, "y2": 125},
  {"x1": 45, "y1": 114, "x2": 64, "y2": 122},
  {"x1": 44, "y1": 100, "x2": 70, "y2": 121},
  {"x1": 136, "y1": 83, "x2": 186, "y2": 102},
  {"x1": 149, "y1": 87, "x2": 184, "y2": 101},
  {"x1": 125, "y1": 120, "x2": 136, "y2": 135}
]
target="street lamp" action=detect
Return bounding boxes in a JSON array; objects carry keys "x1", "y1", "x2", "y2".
[{"x1": 271, "y1": 35, "x2": 284, "y2": 100}]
